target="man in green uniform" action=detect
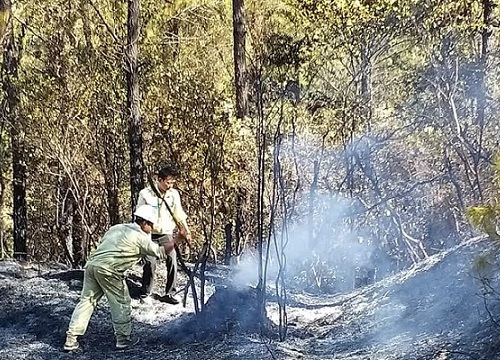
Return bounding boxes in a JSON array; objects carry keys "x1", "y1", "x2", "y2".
[{"x1": 63, "y1": 204, "x2": 185, "y2": 351}]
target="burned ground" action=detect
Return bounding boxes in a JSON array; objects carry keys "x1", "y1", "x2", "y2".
[{"x1": 1, "y1": 236, "x2": 500, "y2": 359}]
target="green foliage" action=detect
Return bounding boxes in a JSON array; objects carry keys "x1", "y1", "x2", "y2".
[
  {"x1": 467, "y1": 206, "x2": 499, "y2": 238},
  {"x1": 467, "y1": 152, "x2": 500, "y2": 241},
  {"x1": 0, "y1": 0, "x2": 497, "y2": 284}
]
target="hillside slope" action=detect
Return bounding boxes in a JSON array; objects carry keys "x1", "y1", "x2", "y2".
[{"x1": 277, "y1": 236, "x2": 500, "y2": 359}]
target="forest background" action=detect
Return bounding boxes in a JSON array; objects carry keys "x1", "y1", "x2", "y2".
[{"x1": 0, "y1": 0, "x2": 499, "y2": 295}]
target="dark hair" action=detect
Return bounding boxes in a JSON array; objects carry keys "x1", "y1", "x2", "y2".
[
  {"x1": 158, "y1": 163, "x2": 180, "y2": 180},
  {"x1": 135, "y1": 216, "x2": 153, "y2": 227}
]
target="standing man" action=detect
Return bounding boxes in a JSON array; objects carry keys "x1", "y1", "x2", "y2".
[
  {"x1": 138, "y1": 164, "x2": 191, "y2": 305},
  {"x1": 64, "y1": 205, "x2": 186, "y2": 351}
]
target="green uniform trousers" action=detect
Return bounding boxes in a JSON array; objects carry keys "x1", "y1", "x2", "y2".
[{"x1": 67, "y1": 264, "x2": 131, "y2": 342}]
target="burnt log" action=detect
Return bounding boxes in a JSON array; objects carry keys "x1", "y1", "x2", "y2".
[{"x1": 165, "y1": 285, "x2": 275, "y2": 344}]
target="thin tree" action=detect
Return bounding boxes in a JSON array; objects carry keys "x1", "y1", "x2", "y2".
[
  {"x1": 0, "y1": 0, "x2": 9, "y2": 43},
  {"x1": 473, "y1": 0, "x2": 493, "y2": 200},
  {"x1": 0, "y1": 0, "x2": 9, "y2": 259},
  {"x1": 232, "y1": 0, "x2": 247, "y2": 119},
  {"x1": 255, "y1": 64, "x2": 266, "y2": 325},
  {"x1": 2, "y1": 10, "x2": 27, "y2": 261},
  {"x1": 227, "y1": 0, "x2": 248, "y2": 265},
  {"x1": 125, "y1": 0, "x2": 145, "y2": 212}
]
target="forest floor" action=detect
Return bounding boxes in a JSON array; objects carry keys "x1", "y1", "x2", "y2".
[{"x1": 1, "y1": 236, "x2": 500, "y2": 360}]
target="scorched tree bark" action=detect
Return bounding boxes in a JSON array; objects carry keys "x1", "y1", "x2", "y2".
[
  {"x1": 125, "y1": 0, "x2": 144, "y2": 213},
  {"x1": 2, "y1": 11, "x2": 27, "y2": 260}
]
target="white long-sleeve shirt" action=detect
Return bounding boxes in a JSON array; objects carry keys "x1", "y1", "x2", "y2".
[{"x1": 137, "y1": 185, "x2": 187, "y2": 235}]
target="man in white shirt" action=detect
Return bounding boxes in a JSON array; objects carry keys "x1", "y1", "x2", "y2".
[{"x1": 137, "y1": 164, "x2": 191, "y2": 304}]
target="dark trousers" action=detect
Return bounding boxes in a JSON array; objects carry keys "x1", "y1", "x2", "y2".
[{"x1": 141, "y1": 234, "x2": 177, "y2": 296}]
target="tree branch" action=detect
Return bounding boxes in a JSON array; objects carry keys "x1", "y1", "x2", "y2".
[{"x1": 86, "y1": 0, "x2": 121, "y2": 45}]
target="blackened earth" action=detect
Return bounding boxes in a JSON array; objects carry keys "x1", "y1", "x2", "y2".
[{"x1": 1, "y1": 236, "x2": 500, "y2": 359}]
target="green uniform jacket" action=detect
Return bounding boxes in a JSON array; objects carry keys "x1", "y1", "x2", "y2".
[{"x1": 87, "y1": 223, "x2": 166, "y2": 275}]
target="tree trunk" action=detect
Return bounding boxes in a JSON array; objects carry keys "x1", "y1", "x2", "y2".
[
  {"x1": 104, "y1": 133, "x2": 121, "y2": 225},
  {"x1": 72, "y1": 198, "x2": 85, "y2": 266},
  {"x1": 476, "y1": 0, "x2": 492, "y2": 129},
  {"x1": 235, "y1": 188, "x2": 243, "y2": 255},
  {"x1": 0, "y1": 170, "x2": 7, "y2": 259},
  {"x1": 0, "y1": 0, "x2": 10, "y2": 44},
  {"x1": 360, "y1": 42, "x2": 372, "y2": 128},
  {"x1": 58, "y1": 175, "x2": 86, "y2": 267},
  {"x1": 232, "y1": 0, "x2": 247, "y2": 119},
  {"x1": 255, "y1": 70, "x2": 267, "y2": 327},
  {"x1": 473, "y1": 0, "x2": 492, "y2": 200},
  {"x1": 0, "y1": 2, "x2": 9, "y2": 259},
  {"x1": 308, "y1": 160, "x2": 319, "y2": 249},
  {"x1": 125, "y1": 0, "x2": 144, "y2": 213},
  {"x1": 224, "y1": 222, "x2": 232, "y2": 265},
  {"x1": 0, "y1": 75, "x2": 6, "y2": 258},
  {"x1": 59, "y1": 178, "x2": 74, "y2": 265},
  {"x1": 2, "y1": 21, "x2": 27, "y2": 261}
]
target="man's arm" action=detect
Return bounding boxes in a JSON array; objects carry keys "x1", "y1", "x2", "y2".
[
  {"x1": 172, "y1": 190, "x2": 191, "y2": 242},
  {"x1": 139, "y1": 233, "x2": 183, "y2": 258},
  {"x1": 137, "y1": 189, "x2": 147, "y2": 206},
  {"x1": 178, "y1": 220, "x2": 192, "y2": 243}
]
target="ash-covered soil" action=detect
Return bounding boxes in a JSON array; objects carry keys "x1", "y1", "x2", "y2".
[{"x1": 1, "y1": 236, "x2": 500, "y2": 359}]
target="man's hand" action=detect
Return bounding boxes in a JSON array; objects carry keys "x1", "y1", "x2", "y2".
[
  {"x1": 173, "y1": 231, "x2": 185, "y2": 243},
  {"x1": 177, "y1": 224, "x2": 192, "y2": 243},
  {"x1": 174, "y1": 227, "x2": 194, "y2": 252},
  {"x1": 163, "y1": 232, "x2": 186, "y2": 253},
  {"x1": 163, "y1": 240, "x2": 176, "y2": 254}
]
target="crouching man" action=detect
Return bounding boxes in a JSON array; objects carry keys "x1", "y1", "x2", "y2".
[{"x1": 63, "y1": 204, "x2": 186, "y2": 351}]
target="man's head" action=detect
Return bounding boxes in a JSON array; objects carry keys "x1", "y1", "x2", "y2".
[
  {"x1": 157, "y1": 164, "x2": 180, "y2": 192},
  {"x1": 134, "y1": 204, "x2": 157, "y2": 234}
]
